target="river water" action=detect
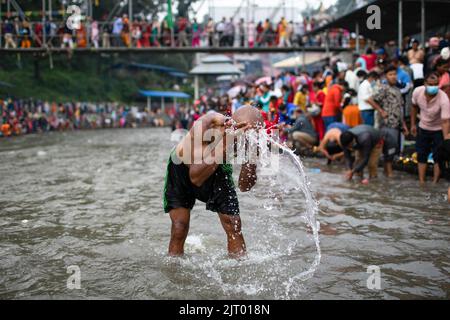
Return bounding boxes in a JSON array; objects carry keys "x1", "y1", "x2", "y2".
[{"x1": 0, "y1": 128, "x2": 448, "y2": 299}]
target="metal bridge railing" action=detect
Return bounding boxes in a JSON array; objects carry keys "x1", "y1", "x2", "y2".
[{"x1": 0, "y1": 21, "x2": 352, "y2": 50}]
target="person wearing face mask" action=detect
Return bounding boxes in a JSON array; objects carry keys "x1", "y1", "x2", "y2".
[
  {"x1": 358, "y1": 71, "x2": 380, "y2": 126},
  {"x1": 410, "y1": 72, "x2": 450, "y2": 184}
]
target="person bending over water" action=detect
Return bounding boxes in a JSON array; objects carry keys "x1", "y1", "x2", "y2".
[
  {"x1": 163, "y1": 106, "x2": 264, "y2": 258},
  {"x1": 340, "y1": 124, "x2": 383, "y2": 183},
  {"x1": 314, "y1": 122, "x2": 350, "y2": 163}
]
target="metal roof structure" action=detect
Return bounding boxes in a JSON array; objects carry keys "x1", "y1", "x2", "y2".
[
  {"x1": 138, "y1": 90, "x2": 190, "y2": 99},
  {"x1": 305, "y1": 0, "x2": 450, "y2": 44},
  {"x1": 189, "y1": 54, "x2": 242, "y2": 76},
  {"x1": 273, "y1": 52, "x2": 331, "y2": 69}
]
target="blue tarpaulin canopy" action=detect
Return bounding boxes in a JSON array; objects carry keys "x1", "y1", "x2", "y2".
[
  {"x1": 139, "y1": 90, "x2": 190, "y2": 111},
  {"x1": 139, "y1": 90, "x2": 190, "y2": 99}
]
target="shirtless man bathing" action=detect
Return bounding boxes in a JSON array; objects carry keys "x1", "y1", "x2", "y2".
[{"x1": 163, "y1": 106, "x2": 264, "y2": 258}]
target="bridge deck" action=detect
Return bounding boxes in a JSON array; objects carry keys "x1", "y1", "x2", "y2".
[{"x1": 0, "y1": 46, "x2": 350, "y2": 55}]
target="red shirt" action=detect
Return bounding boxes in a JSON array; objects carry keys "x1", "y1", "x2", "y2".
[{"x1": 362, "y1": 53, "x2": 377, "y2": 71}]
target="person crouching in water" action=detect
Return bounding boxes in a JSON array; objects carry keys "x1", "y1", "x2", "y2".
[
  {"x1": 164, "y1": 106, "x2": 264, "y2": 258},
  {"x1": 288, "y1": 109, "x2": 318, "y2": 155},
  {"x1": 340, "y1": 124, "x2": 383, "y2": 183},
  {"x1": 314, "y1": 122, "x2": 350, "y2": 163}
]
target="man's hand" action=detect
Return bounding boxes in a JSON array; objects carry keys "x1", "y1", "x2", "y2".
[
  {"x1": 380, "y1": 110, "x2": 388, "y2": 119},
  {"x1": 224, "y1": 118, "x2": 249, "y2": 131},
  {"x1": 403, "y1": 125, "x2": 410, "y2": 137},
  {"x1": 331, "y1": 153, "x2": 341, "y2": 161},
  {"x1": 411, "y1": 124, "x2": 417, "y2": 137}
]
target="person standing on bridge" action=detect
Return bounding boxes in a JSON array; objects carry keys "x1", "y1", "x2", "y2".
[
  {"x1": 90, "y1": 20, "x2": 100, "y2": 49},
  {"x1": 247, "y1": 21, "x2": 255, "y2": 48},
  {"x1": 191, "y1": 18, "x2": 201, "y2": 48},
  {"x1": 216, "y1": 17, "x2": 226, "y2": 47},
  {"x1": 121, "y1": 14, "x2": 131, "y2": 48},
  {"x1": 225, "y1": 18, "x2": 235, "y2": 47},
  {"x1": 3, "y1": 19, "x2": 17, "y2": 49},
  {"x1": 177, "y1": 16, "x2": 189, "y2": 47},
  {"x1": 206, "y1": 18, "x2": 215, "y2": 47}
]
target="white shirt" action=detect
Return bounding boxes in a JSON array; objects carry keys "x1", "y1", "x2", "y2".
[
  {"x1": 358, "y1": 79, "x2": 374, "y2": 111},
  {"x1": 345, "y1": 70, "x2": 359, "y2": 92}
]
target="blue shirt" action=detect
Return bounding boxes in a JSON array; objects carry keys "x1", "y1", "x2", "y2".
[
  {"x1": 397, "y1": 67, "x2": 412, "y2": 86},
  {"x1": 326, "y1": 122, "x2": 350, "y2": 132}
]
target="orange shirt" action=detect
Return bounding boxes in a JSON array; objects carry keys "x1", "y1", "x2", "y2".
[
  {"x1": 343, "y1": 105, "x2": 362, "y2": 127},
  {"x1": 322, "y1": 84, "x2": 342, "y2": 117},
  {"x1": 1, "y1": 123, "x2": 11, "y2": 136}
]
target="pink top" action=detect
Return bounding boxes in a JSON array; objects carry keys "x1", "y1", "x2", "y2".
[
  {"x1": 439, "y1": 72, "x2": 450, "y2": 89},
  {"x1": 412, "y1": 86, "x2": 450, "y2": 131}
]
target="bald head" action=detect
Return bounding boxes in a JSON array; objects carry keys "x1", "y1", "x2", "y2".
[{"x1": 232, "y1": 105, "x2": 264, "y2": 129}]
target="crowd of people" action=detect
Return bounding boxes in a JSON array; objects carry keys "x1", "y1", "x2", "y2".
[
  {"x1": 0, "y1": 98, "x2": 168, "y2": 137},
  {"x1": 1, "y1": 14, "x2": 347, "y2": 49},
  {"x1": 172, "y1": 35, "x2": 450, "y2": 186}
]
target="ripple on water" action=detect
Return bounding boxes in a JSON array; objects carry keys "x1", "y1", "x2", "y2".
[{"x1": 0, "y1": 128, "x2": 449, "y2": 299}]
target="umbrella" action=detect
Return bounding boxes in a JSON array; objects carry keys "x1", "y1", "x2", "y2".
[
  {"x1": 255, "y1": 76, "x2": 272, "y2": 86},
  {"x1": 227, "y1": 85, "x2": 245, "y2": 98}
]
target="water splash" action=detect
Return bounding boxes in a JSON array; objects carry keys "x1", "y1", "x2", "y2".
[{"x1": 242, "y1": 129, "x2": 322, "y2": 296}]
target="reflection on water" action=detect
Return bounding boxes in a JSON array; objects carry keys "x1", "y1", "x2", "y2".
[{"x1": 0, "y1": 128, "x2": 448, "y2": 299}]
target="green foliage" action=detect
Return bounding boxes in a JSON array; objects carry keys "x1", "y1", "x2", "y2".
[{"x1": 0, "y1": 53, "x2": 193, "y2": 103}]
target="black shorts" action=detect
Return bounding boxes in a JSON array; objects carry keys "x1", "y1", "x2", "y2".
[
  {"x1": 163, "y1": 153, "x2": 240, "y2": 215},
  {"x1": 380, "y1": 127, "x2": 400, "y2": 162},
  {"x1": 416, "y1": 127, "x2": 444, "y2": 164}
]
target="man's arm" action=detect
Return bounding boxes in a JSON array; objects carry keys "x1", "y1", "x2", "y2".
[
  {"x1": 238, "y1": 163, "x2": 257, "y2": 192},
  {"x1": 442, "y1": 118, "x2": 450, "y2": 139},
  {"x1": 317, "y1": 133, "x2": 332, "y2": 160},
  {"x1": 189, "y1": 115, "x2": 223, "y2": 187},
  {"x1": 352, "y1": 134, "x2": 372, "y2": 174},
  {"x1": 344, "y1": 148, "x2": 354, "y2": 171},
  {"x1": 410, "y1": 103, "x2": 418, "y2": 136},
  {"x1": 189, "y1": 115, "x2": 248, "y2": 187},
  {"x1": 366, "y1": 97, "x2": 387, "y2": 118}
]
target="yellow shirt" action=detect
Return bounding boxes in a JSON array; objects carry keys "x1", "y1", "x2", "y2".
[{"x1": 294, "y1": 92, "x2": 307, "y2": 111}]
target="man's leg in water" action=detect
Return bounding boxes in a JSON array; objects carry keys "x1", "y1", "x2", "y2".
[
  {"x1": 169, "y1": 208, "x2": 190, "y2": 256},
  {"x1": 218, "y1": 213, "x2": 246, "y2": 258},
  {"x1": 432, "y1": 163, "x2": 440, "y2": 184},
  {"x1": 418, "y1": 163, "x2": 427, "y2": 184},
  {"x1": 384, "y1": 161, "x2": 394, "y2": 177}
]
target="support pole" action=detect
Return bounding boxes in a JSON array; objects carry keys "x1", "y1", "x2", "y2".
[
  {"x1": 0, "y1": 0, "x2": 3, "y2": 48},
  {"x1": 129, "y1": 0, "x2": 132, "y2": 21},
  {"x1": 42, "y1": 0, "x2": 47, "y2": 47},
  {"x1": 147, "y1": 96, "x2": 150, "y2": 109},
  {"x1": 355, "y1": 21, "x2": 360, "y2": 54},
  {"x1": 246, "y1": 0, "x2": 249, "y2": 48},
  {"x1": 325, "y1": 30, "x2": 330, "y2": 58},
  {"x1": 7, "y1": 0, "x2": 10, "y2": 17},
  {"x1": 48, "y1": 0, "x2": 52, "y2": 21},
  {"x1": 161, "y1": 97, "x2": 165, "y2": 112},
  {"x1": 302, "y1": 47, "x2": 306, "y2": 69},
  {"x1": 194, "y1": 75, "x2": 199, "y2": 100},
  {"x1": 421, "y1": 0, "x2": 425, "y2": 46},
  {"x1": 174, "y1": 97, "x2": 177, "y2": 111},
  {"x1": 398, "y1": 0, "x2": 403, "y2": 52}
]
